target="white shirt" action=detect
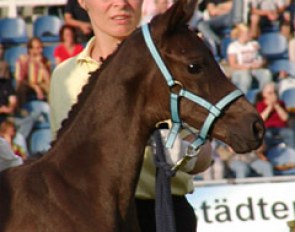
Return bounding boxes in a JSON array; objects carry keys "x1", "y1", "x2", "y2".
[
  {"x1": 250, "y1": 0, "x2": 287, "y2": 10},
  {"x1": 0, "y1": 138, "x2": 23, "y2": 172},
  {"x1": 227, "y1": 40, "x2": 262, "y2": 66}
]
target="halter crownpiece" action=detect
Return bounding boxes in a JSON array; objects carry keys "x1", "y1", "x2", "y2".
[{"x1": 141, "y1": 24, "x2": 243, "y2": 162}]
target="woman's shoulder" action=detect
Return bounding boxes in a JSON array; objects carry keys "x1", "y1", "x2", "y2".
[
  {"x1": 227, "y1": 40, "x2": 241, "y2": 53},
  {"x1": 17, "y1": 54, "x2": 29, "y2": 62}
]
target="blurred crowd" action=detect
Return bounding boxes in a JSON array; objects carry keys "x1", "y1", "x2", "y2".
[{"x1": 1, "y1": 0, "x2": 295, "y2": 179}]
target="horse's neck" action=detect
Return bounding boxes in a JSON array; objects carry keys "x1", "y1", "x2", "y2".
[{"x1": 45, "y1": 60, "x2": 154, "y2": 220}]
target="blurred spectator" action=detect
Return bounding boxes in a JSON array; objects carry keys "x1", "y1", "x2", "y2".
[
  {"x1": 15, "y1": 37, "x2": 51, "y2": 108},
  {"x1": 227, "y1": 24, "x2": 272, "y2": 93},
  {"x1": 54, "y1": 25, "x2": 84, "y2": 65},
  {"x1": 229, "y1": 149, "x2": 273, "y2": 178},
  {"x1": 201, "y1": 140, "x2": 225, "y2": 180},
  {"x1": 64, "y1": 0, "x2": 93, "y2": 43},
  {"x1": 249, "y1": 0, "x2": 291, "y2": 38},
  {"x1": 0, "y1": 76, "x2": 17, "y2": 124},
  {"x1": 289, "y1": 31, "x2": 295, "y2": 62},
  {"x1": 197, "y1": 0, "x2": 244, "y2": 47},
  {"x1": 0, "y1": 44, "x2": 17, "y2": 124},
  {"x1": 0, "y1": 119, "x2": 27, "y2": 162},
  {"x1": 188, "y1": 3, "x2": 204, "y2": 32},
  {"x1": 267, "y1": 142, "x2": 295, "y2": 175},
  {"x1": 256, "y1": 82, "x2": 295, "y2": 149},
  {"x1": 0, "y1": 136, "x2": 23, "y2": 172},
  {"x1": 0, "y1": 43, "x2": 10, "y2": 80},
  {"x1": 213, "y1": 141, "x2": 273, "y2": 178}
]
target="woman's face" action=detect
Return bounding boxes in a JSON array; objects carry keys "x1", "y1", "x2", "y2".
[
  {"x1": 78, "y1": 0, "x2": 143, "y2": 39},
  {"x1": 29, "y1": 39, "x2": 43, "y2": 57},
  {"x1": 238, "y1": 29, "x2": 250, "y2": 43},
  {"x1": 63, "y1": 28, "x2": 75, "y2": 44},
  {"x1": 262, "y1": 84, "x2": 278, "y2": 103}
]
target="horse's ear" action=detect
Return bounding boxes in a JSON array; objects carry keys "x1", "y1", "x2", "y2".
[{"x1": 150, "y1": 0, "x2": 198, "y2": 36}]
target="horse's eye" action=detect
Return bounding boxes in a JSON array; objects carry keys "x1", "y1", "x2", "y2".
[{"x1": 187, "y1": 63, "x2": 202, "y2": 74}]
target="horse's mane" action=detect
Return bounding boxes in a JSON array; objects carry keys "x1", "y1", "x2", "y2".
[{"x1": 50, "y1": 38, "x2": 129, "y2": 147}]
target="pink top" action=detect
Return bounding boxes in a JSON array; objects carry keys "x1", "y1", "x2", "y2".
[{"x1": 54, "y1": 44, "x2": 84, "y2": 63}]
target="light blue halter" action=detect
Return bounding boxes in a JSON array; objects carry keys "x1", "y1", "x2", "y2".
[{"x1": 141, "y1": 24, "x2": 243, "y2": 165}]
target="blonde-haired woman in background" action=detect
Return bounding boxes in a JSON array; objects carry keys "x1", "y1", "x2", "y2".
[{"x1": 227, "y1": 24, "x2": 272, "y2": 94}]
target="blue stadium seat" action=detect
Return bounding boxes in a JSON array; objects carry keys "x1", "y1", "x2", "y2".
[
  {"x1": 258, "y1": 32, "x2": 288, "y2": 61},
  {"x1": 246, "y1": 88, "x2": 260, "y2": 104},
  {"x1": 33, "y1": 16, "x2": 64, "y2": 43},
  {"x1": 43, "y1": 45, "x2": 57, "y2": 70},
  {"x1": 269, "y1": 60, "x2": 295, "y2": 77},
  {"x1": 281, "y1": 88, "x2": 295, "y2": 111},
  {"x1": 0, "y1": 18, "x2": 28, "y2": 45},
  {"x1": 4, "y1": 45, "x2": 27, "y2": 74},
  {"x1": 220, "y1": 36, "x2": 232, "y2": 60}
]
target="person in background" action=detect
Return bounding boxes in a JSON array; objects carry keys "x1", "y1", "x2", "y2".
[
  {"x1": 289, "y1": 30, "x2": 295, "y2": 63},
  {"x1": 15, "y1": 37, "x2": 51, "y2": 108},
  {"x1": 226, "y1": 144, "x2": 273, "y2": 178},
  {"x1": 64, "y1": 0, "x2": 93, "y2": 43},
  {"x1": 0, "y1": 43, "x2": 17, "y2": 124},
  {"x1": 227, "y1": 24, "x2": 272, "y2": 93},
  {"x1": 54, "y1": 25, "x2": 84, "y2": 65},
  {"x1": 0, "y1": 43, "x2": 10, "y2": 80},
  {"x1": 0, "y1": 136, "x2": 23, "y2": 172},
  {"x1": 267, "y1": 142, "x2": 295, "y2": 175},
  {"x1": 256, "y1": 82, "x2": 295, "y2": 149},
  {"x1": 197, "y1": 0, "x2": 244, "y2": 48},
  {"x1": 249, "y1": 0, "x2": 291, "y2": 38},
  {"x1": 49, "y1": 0, "x2": 213, "y2": 231},
  {"x1": 200, "y1": 139, "x2": 225, "y2": 180},
  {"x1": 0, "y1": 119, "x2": 27, "y2": 162}
]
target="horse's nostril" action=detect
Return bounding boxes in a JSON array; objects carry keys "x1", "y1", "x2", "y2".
[{"x1": 252, "y1": 120, "x2": 265, "y2": 140}]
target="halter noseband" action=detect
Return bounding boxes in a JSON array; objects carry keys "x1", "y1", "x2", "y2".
[{"x1": 141, "y1": 24, "x2": 243, "y2": 167}]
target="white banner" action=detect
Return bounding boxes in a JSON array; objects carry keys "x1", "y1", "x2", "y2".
[{"x1": 187, "y1": 182, "x2": 295, "y2": 232}]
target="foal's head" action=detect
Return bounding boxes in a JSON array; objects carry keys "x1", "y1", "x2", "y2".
[{"x1": 140, "y1": 0, "x2": 264, "y2": 153}]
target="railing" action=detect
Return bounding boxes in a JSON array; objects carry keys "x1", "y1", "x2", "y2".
[
  {"x1": 0, "y1": 0, "x2": 66, "y2": 18},
  {"x1": 194, "y1": 175, "x2": 295, "y2": 187}
]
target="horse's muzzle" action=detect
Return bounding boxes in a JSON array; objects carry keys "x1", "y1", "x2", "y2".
[{"x1": 252, "y1": 118, "x2": 265, "y2": 142}]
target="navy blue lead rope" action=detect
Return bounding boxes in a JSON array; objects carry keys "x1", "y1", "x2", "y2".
[{"x1": 154, "y1": 130, "x2": 176, "y2": 232}]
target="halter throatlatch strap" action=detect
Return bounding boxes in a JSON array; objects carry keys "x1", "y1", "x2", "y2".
[{"x1": 141, "y1": 24, "x2": 243, "y2": 153}]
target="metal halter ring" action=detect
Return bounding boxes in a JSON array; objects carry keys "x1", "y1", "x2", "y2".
[{"x1": 170, "y1": 80, "x2": 183, "y2": 95}]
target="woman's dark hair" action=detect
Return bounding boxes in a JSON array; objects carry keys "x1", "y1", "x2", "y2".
[{"x1": 59, "y1": 25, "x2": 77, "y2": 43}]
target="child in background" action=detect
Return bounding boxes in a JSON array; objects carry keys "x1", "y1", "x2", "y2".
[{"x1": 0, "y1": 120, "x2": 25, "y2": 172}]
